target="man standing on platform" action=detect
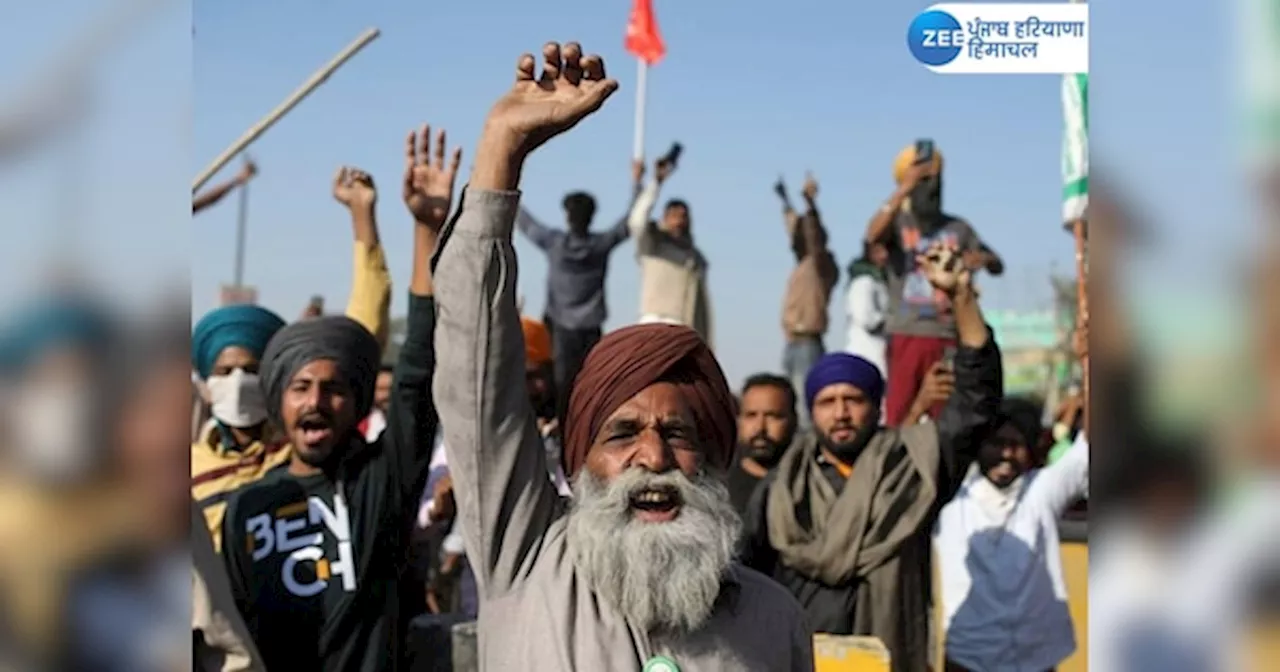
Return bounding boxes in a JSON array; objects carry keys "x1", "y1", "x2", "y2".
[
  {"x1": 516, "y1": 162, "x2": 644, "y2": 407},
  {"x1": 864, "y1": 142, "x2": 1003, "y2": 426},
  {"x1": 628, "y1": 154, "x2": 714, "y2": 347},
  {"x1": 776, "y1": 173, "x2": 838, "y2": 430}
]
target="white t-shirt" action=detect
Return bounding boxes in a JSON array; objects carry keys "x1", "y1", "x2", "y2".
[{"x1": 933, "y1": 433, "x2": 1089, "y2": 671}]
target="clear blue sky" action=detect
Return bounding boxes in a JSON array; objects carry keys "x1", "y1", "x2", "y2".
[{"x1": 185, "y1": 0, "x2": 1230, "y2": 389}]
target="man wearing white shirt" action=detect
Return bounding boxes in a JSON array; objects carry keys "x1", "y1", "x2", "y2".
[
  {"x1": 933, "y1": 404, "x2": 1088, "y2": 671},
  {"x1": 844, "y1": 241, "x2": 890, "y2": 379}
]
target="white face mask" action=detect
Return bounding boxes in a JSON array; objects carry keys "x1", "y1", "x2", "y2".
[
  {"x1": 9, "y1": 382, "x2": 95, "y2": 483},
  {"x1": 205, "y1": 369, "x2": 267, "y2": 428}
]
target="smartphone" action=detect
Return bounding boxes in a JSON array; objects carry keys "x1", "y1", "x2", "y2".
[
  {"x1": 309, "y1": 295, "x2": 325, "y2": 312},
  {"x1": 940, "y1": 346, "x2": 956, "y2": 371},
  {"x1": 659, "y1": 142, "x2": 683, "y2": 167},
  {"x1": 914, "y1": 138, "x2": 935, "y2": 164},
  {"x1": 773, "y1": 176, "x2": 788, "y2": 201}
]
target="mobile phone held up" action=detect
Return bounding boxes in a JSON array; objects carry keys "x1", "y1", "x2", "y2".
[
  {"x1": 659, "y1": 142, "x2": 683, "y2": 168},
  {"x1": 940, "y1": 345, "x2": 956, "y2": 371},
  {"x1": 914, "y1": 138, "x2": 934, "y2": 164}
]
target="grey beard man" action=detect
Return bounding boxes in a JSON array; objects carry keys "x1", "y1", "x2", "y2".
[{"x1": 567, "y1": 466, "x2": 742, "y2": 633}]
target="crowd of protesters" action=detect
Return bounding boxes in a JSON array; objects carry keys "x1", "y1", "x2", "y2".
[{"x1": 182, "y1": 41, "x2": 1091, "y2": 672}]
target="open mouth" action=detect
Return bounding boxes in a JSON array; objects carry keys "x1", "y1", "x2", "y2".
[
  {"x1": 628, "y1": 485, "x2": 683, "y2": 523},
  {"x1": 297, "y1": 415, "x2": 333, "y2": 446}
]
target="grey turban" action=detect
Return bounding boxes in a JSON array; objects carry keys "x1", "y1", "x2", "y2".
[{"x1": 259, "y1": 316, "x2": 380, "y2": 429}]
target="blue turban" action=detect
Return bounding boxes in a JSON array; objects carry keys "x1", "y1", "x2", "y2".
[
  {"x1": 804, "y1": 353, "x2": 885, "y2": 410},
  {"x1": 191, "y1": 305, "x2": 286, "y2": 378},
  {"x1": 0, "y1": 296, "x2": 113, "y2": 375}
]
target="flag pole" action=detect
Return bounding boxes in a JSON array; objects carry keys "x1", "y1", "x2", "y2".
[{"x1": 633, "y1": 59, "x2": 648, "y2": 161}]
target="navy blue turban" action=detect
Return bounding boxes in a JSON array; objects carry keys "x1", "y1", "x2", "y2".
[
  {"x1": 191, "y1": 305, "x2": 286, "y2": 379},
  {"x1": 804, "y1": 353, "x2": 885, "y2": 410}
]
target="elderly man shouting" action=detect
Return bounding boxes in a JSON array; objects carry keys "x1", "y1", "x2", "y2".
[{"x1": 433, "y1": 41, "x2": 812, "y2": 671}]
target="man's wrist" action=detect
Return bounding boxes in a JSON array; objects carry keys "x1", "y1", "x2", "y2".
[
  {"x1": 951, "y1": 285, "x2": 978, "y2": 305},
  {"x1": 472, "y1": 124, "x2": 527, "y2": 191}
]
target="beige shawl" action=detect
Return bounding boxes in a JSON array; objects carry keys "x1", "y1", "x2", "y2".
[{"x1": 766, "y1": 425, "x2": 941, "y2": 671}]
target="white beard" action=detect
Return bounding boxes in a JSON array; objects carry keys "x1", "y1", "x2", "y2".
[{"x1": 566, "y1": 467, "x2": 742, "y2": 634}]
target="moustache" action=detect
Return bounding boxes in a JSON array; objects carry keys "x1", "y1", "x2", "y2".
[{"x1": 296, "y1": 409, "x2": 333, "y2": 427}]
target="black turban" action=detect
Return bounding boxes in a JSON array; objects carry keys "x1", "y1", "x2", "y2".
[{"x1": 259, "y1": 316, "x2": 380, "y2": 428}]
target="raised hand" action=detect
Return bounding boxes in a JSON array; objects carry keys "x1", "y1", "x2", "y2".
[
  {"x1": 333, "y1": 166, "x2": 377, "y2": 210},
  {"x1": 484, "y1": 41, "x2": 619, "y2": 157},
  {"x1": 655, "y1": 156, "x2": 676, "y2": 184},
  {"x1": 631, "y1": 158, "x2": 645, "y2": 186},
  {"x1": 403, "y1": 123, "x2": 463, "y2": 228},
  {"x1": 916, "y1": 241, "x2": 972, "y2": 296},
  {"x1": 802, "y1": 171, "x2": 819, "y2": 201},
  {"x1": 915, "y1": 361, "x2": 956, "y2": 407},
  {"x1": 236, "y1": 158, "x2": 258, "y2": 186}
]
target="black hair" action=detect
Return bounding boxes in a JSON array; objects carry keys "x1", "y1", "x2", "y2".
[
  {"x1": 562, "y1": 191, "x2": 596, "y2": 228},
  {"x1": 740, "y1": 373, "x2": 797, "y2": 416},
  {"x1": 995, "y1": 396, "x2": 1044, "y2": 448},
  {"x1": 664, "y1": 199, "x2": 689, "y2": 213}
]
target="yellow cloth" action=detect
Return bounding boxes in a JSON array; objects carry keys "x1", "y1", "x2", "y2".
[
  {"x1": 190, "y1": 423, "x2": 292, "y2": 552},
  {"x1": 892, "y1": 144, "x2": 944, "y2": 184},
  {"x1": 521, "y1": 316, "x2": 553, "y2": 366},
  {"x1": 0, "y1": 477, "x2": 138, "y2": 658},
  {"x1": 344, "y1": 240, "x2": 393, "y2": 353}
]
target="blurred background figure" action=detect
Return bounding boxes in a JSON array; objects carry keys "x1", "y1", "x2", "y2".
[
  {"x1": 0, "y1": 288, "x2": 140, "y2": 668},
  {"x1": 63, "y1": 305, "x2": 193, "y2": 671}
]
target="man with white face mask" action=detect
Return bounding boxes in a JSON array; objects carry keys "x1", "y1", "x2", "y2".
[{"x1": 190, "y1": 304, "x2": 287, "y2": 552}]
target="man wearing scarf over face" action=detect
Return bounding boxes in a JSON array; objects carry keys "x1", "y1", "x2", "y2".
[
  {"x1": 864, "y1": 142, "x2": 1003, "y2": 427},
  {"x1": 740, "y1": 241, "x2": 1002, "y2": 672},
  {"x1": 433, "y1": 41, "x2": 812, "y2": 671},
  {"x1": 220, "y1": 124, "x2": 460, "y2": 672},
  {"x1": 190, "y1": 305, "x2": 288, "y2": 551}
]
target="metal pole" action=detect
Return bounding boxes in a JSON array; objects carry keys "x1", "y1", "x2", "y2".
[
  {"x1": 632, "y1": 59, "x2": 647, "y2": 161},
  {"x1": 233, "y1": 155, "x2": 249, "y2": 288}
]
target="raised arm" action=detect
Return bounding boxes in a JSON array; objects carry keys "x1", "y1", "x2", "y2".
[
  {"x1": 865, "y1": 160, "x2": 930, "y2": 244},
  {"x1": 627, "y1": 157, "x2": 676, "y2": 247},
  {"x1": 432, "y1": 40, "x2": 618, "y2": 598},
  {"x1": 1036, "y1": 431, "x2": 1089, "y2": 515},
  {"x1": 333, "y1": 166, "x2": 393, "y2": 351},
  {"x1": 193, "y1": 160, "x2": 255, "y2": 215},
  {"x1": 922, "y1": 244, "x2": 1003, "y2": 491},
  {"x1": 381, "y1": 124, "x2": 462, "y2": 509},
  {"x1": 599, "y1": 159, "x2": 648, "y2": 250},
  {"x1": 515, "y1": 206, "x2": 559, "y2": 250}
]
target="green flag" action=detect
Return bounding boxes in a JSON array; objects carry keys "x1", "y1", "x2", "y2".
[{"x1": 1062, "y1": 72, "x2": 1088, "y2": 224}]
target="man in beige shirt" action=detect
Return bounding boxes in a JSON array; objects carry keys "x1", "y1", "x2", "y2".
[
  {"x1": 627, "y1": 156, "x2": 714, "y2": 348},
  {"x1": 777, "y1": 173, "x2": 838, "y2": 430},
  {"x1": 434, "y1": 41, "x2": 812, "y2": 671}
]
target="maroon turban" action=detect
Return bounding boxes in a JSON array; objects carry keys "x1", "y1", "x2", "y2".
[{"x1": 563, "y1": 323, "x2": 736, "y2": 477}]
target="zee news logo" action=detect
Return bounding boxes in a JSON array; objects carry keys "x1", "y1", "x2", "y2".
[{"x1": 905, "y1": 3, "x2": 1090, "y2": 75}]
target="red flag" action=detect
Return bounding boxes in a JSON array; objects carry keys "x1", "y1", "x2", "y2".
[{"x1": 624, "y1": 0, "x2": 666, "y2": 65}]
